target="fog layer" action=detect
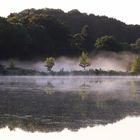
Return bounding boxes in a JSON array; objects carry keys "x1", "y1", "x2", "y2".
[{"x1": 0, "y1": 52, "x2": 134, "y2": 72}]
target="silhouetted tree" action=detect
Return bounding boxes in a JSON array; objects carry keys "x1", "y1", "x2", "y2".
[{"x1": 0, "y1": 8, "x2": 140, "y2": 59}]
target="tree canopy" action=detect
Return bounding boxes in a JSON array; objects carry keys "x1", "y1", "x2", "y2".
[
  {"x1": 79, "y1": 52, "x2": 90, "y2": 70},
  {"x1": 0, "y1": 8, "x2": 140, "y2": 59},
  {"x1": 95, "y1": 35, "x2": 123, "y2": 52},
  {"x1": 44, "y1": 57, "x2": 55, "y2": 72},
  {"x1": 130, "y1": 56, "x2": 140, "y2": 73}
]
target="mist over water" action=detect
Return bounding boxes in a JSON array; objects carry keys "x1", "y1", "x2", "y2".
[
  {"x1": 1, "y1": 76, "x2": 140, "y2": 101},
  {"x1": 90, "y1": 51, "x2": 133, "y2": 72},
  {"x1": 0, "y1": 52, "x2": 134, "y2": 72},
  {"x1": 0, "y1": 48, "x2": 138, "y2": 138},
  {"x1": 34, "y1": 76, "x2": 140, "y2": 102},
  {"x1": 0, "y1": 76, "x2": 140, "y2": 135}
]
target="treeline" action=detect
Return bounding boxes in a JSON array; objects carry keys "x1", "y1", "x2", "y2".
[{"x1": 1, "y1": 8, "x2": 140, "y2": 59}]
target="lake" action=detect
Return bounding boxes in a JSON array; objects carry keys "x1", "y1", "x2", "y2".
[{"x1": 0, "y1": 76, "x2": 140, "y2": 140}]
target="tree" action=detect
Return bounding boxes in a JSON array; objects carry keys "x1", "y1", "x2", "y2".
[
  {"x1": 135, "y1": 38, "x2": 140, "y2": 49},
  {"x1": 81, "y1": 25, "x2": 89, "y2": 37},
  {"x1": 79, "y1": 52, "x2": 90, "y2": 70},
  {"x1": 7, "y1": 13, "x2": 19, "y2": 23},
  {"x1": 131, "y1": 38, "x2": 140, "y2": 51},
  {"x1": 130, "y1": 56, "x2": 140, "y2": 73},
  {"x1": 95, "y1": 35, "x2": 122, "y2": 52},
  {"x1": 71, "y1": 25, "x2": 93, "y2": 52},
  {"x1": 0, "y1": 64, "x2": 5, "y2": 73},
  {"x1": 1, "y1": 8, "x2": 140, "y2": 59},
  {"x1": 44, "y1": 57, "x2": 55, "y2": 72},
  {"x1": 8, "y1": 59, "x2": 16, "y2": 69},
  {"x1": 31, "y1": 16, "x2": 70, "y2": 55}
]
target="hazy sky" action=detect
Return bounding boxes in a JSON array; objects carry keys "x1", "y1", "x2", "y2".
[{"x1": 1, "y1": 0, "x2": 140, "y2": 25}]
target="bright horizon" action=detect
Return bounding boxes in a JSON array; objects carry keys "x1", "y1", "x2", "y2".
[{"x1": 1, "y1": 0, "x2": 140, "y2": 25}]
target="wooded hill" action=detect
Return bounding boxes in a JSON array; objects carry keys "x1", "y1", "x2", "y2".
[{"x1": 0, "y1": 8, "x2": 140, "y2": 59}]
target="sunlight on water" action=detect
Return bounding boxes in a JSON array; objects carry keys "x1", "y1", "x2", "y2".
[{"x1": 0, "y1": 116, "x2": 140, "y2": 140}]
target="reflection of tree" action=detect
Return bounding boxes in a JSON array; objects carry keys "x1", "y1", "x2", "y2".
[
  {"x1": 74, "y1": 82, "x2": 92, "y2": 117},
  {"x1": 131, "y1": 81, "x2": 137, "y2": 98},
  {"x1": 96, "y1": 98, "x2": 111, "y2": 111},
  {"x1": 8, "y1": 120, "x2": 17, "y2": 131},
  {"x1": 79, "y1": 82, "x2": 90, "y2": 101},
  {"x1": 1, "y1": 96, "x2": 140, "y2": 133},
  {"x1": 44, "y1": 82, "x2": 54, "y2": 95},
  {"x1": 0, "y1": 84, "x2": 140, "y2": 133}
]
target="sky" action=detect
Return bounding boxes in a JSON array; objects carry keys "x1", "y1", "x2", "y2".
[{"x1": 0, "y1": 0, "x2": 140, "y2": 25}]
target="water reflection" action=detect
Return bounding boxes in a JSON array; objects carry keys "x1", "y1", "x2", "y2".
[
  {"x1": 0, "y1": 116, "x2": 140, "y2": 140},
  {"x1": 44, "y1": 82, "x2": 55, "y2": 95},
  {"x1": 0, "y1": 76, "x2": 140, "y2": 133}
]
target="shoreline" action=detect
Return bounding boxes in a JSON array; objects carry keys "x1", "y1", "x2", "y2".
[{"x1": 0, "y1": 67, "x2": 138, "y2": 76}]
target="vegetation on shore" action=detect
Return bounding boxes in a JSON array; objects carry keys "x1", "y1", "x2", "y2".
[
  {"x1": 0, "y1": 8, "x2": 140, "y2": 59},
  {"x1": 130, "y1": 56, "x2": 140, "y2": 74},
  {"x1": 0, "y1": 8, "x2": 140, "y2": 75},
  {"x1": 0, "y1": 52, "x2": 140, "y2": 75},
  {"x1": 0, "y1": 63, "x2": 134, "y2": 76},
  {"x1": 44, "y1": 57, "x2": 55, "y2": 72},
  {"x1": 79, "y1": 52, "x2": 90, "y2": 70}
]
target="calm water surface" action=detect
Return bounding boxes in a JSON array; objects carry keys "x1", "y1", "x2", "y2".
[{"x1": 0, "y1": 76, "x2": 140, "y2": 139}]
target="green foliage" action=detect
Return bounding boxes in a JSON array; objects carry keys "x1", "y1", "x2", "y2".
[
  {"x1": 135, "y1": 38, "x2": 140, "y2": 49},
  {"x1": 0, "y1": 17, "x2": 31, "y2": 58},
  {"x1": 7, "y1": 13, "x2": 19, "y2": 23},
  {"x1": 95, "y1": 35, "x2": 123, "y2": 51},
  {"x1": 72, "y1": 25, "x2": 93, "y2": 52},
  {"x1": 79, "y1": 52, "x2": 90, "y2": 70},
  {"x1": 44, "y1": 57, "x2": 55, "y2": 72},
  {"x1": 131, "y1": 38, "x2": 140, "y2": 51},
  {"x1": 0, "y1": 8, "x2": 140, "y2": 59},
  {"x1": 130, "y1": 56, "x2": 140, "y2": 73}
]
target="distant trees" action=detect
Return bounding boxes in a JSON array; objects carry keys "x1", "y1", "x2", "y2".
[
  {"x1": 72, "y1": 25, "x2": 93, "y2": 52},
  {"x1": 131, "y1": 38, "x2": 140, "y2": 51},
  {"x1": 130, "y1": 56, "x2": 140, "y2": 73},
  {"x1": 0, "y1": 8, "x2": 140, "y2": 59},
  {"x1": 27, "y1": 16, "x2": 71, "y2": 56},
  {"x1": 7, "y1": 13, "x2": 19, "y2": 23},
  {"x1": 0, "y1": 64, "x2": 5, "y2": 72},
  {"x1": 0, "y1": 17, "x2": 31, "y2": 58},
  {"x1": 95, "y1": 35, "x2": 123, "y2": 52},
  {"x1": 8, "y1": 59, "x2": 16, "y2": 69},
  {"x1": 44, "y1": 57, "x2": 55, "y2": 72},
  {"x1": 135, "y1": 38, "x2": 140, "y2": 49},
  {"x1": 79, "y1": 52, "x2": 90, "y2": 70}
]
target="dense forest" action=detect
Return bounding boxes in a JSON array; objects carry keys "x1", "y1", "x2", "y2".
[{"x1": 1, "y1": 8, "x2": 140, "y2": 59}]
